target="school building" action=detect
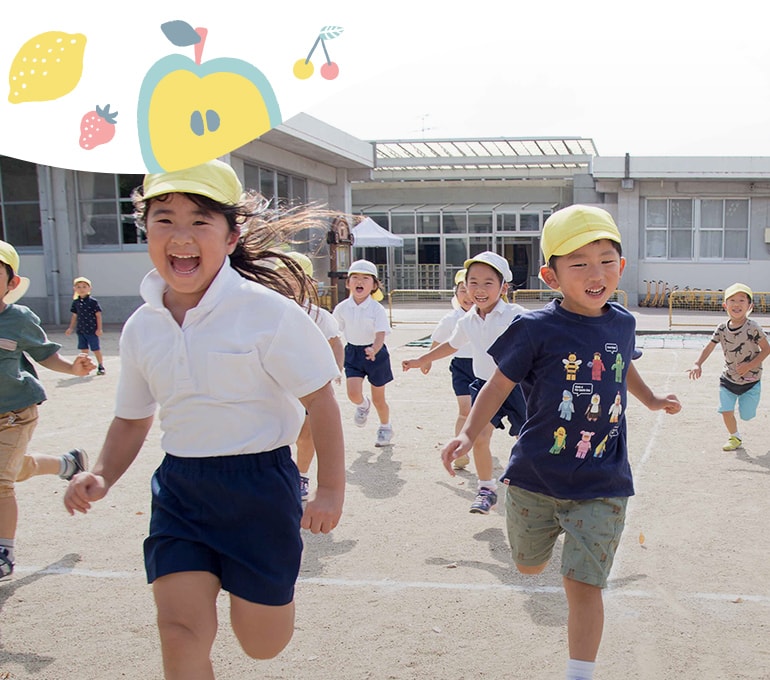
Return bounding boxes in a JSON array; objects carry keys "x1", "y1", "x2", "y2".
[{"x1": 2, "y1": 114, "x2": 769, "y2": 324}]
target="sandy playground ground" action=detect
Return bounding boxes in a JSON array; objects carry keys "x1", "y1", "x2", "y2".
[{"x1": 1, "y1": 312, "x2": 769, "y2": 680}]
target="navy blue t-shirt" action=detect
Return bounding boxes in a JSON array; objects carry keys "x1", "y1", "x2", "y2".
[
  {"x1": 489, "y1": 299, "x2": 636, "y2": 500},
  {"x1": 70, "y1": 295, "x2": 101, "y2": 334}
]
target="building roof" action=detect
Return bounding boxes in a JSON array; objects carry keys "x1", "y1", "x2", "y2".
[{"x1": 370, "y1": 137, "x2": 598, "y2": 180}]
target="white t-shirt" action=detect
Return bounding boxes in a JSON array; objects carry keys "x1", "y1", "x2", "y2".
[
  {"x1": 332, "y1": 295, "x2": 390, "y2": 346},
  {"x1": 115, "y1": 262, "x2": 338, "y2": 457},
  {"x1": 448, "y1": 299, "x2": 527, "y2": 381},
  {"x1": 431, "y1": 307, "x2": 472, "y2": 359},
  {"x1": 306, "y1": 302, "x2": 341, "y2": 341}
]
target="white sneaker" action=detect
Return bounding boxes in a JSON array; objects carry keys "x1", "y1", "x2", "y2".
[
  {"x1": 353, "y1": 398, "x2": 371, "y2": 427},
  {"x1": 375, "y1": 426, "x2": 393, "y2": 447}
]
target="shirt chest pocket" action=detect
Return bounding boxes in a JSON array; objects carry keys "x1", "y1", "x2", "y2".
[{"x1": 206, "y1": 350, "x2": 261, "y2": 401}]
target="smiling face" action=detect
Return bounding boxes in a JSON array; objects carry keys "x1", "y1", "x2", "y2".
[
  {"x1": 73, "y1": 281, "x2": 92, "y2": 298},
  {"x1": 465, "y1": 262, "x2": 507, "y2": 316},
  {"x1": 540, "y1": 239, "x2": 625, "y2": 317},
  {"x1": 346, "y1": 272, "x2": 376, "y2": 304},
  {"x1": 145, "y1": 192, "x2": 238, "y2": 311},
  {"x1": 455, "y1": 282, "x2": 474, "y2": 312},
  {"x1": 723, "y1": 291, "x2": 752, "y2": 323}
]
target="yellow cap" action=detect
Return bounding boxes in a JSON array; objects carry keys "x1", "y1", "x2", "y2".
[
  {"x1": 142, "y1": 159, "x2": 243, "y2": 206},
  {"x1": 454, "y1": 269, "x2": 466, "y2": 285},
  {"x1": 0, "y1": 240, "x2": 30, "y2": 304},
  {"x1": 723, "y1": 282, "x2": 752, "y2": 302},
  {"x1": 276, "y1": 252, "x2": 314, "y2": 279},
  {"x1": 541, "y1": 205, "x2": 621, "y2": 263}
]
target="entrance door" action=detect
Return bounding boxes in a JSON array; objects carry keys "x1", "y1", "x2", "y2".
[{"x1": 498, "y1": 237, "x2": 539, "y2": 290}]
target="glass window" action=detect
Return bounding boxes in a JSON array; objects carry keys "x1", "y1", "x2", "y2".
[
  {"x1": 391, "y1": 213, "x2": 415, "y2": 235},
  {"x1": 444, "y1": 238, "x2": 467, "y2": 267},
  {"x1": 291, "y1": 177, "x2": 307, "y2": 204},
  {"x1": 0, "y1": 156, "x2": 41, "y2": 247},
  {"x1": 442, "y1": 212, "x2": 466, "y2": 234},
  {"x1": 276, "y1": 173, "x2": 289, "y2": 207},
  {"x1": 469, "y1": 213, "x2": 492, "y2": 234},
  {"x1": 244, "y1": 164, "x2": 259, "y2": 192},
  {"x1": 77, "y1": 171, "x2": 145, "y2": 249},
  {"x1": 520, "y1": 214, "x2": 539, "y2": 232},
  {"x1": 469, "y1": 236, "x2": 492, "y2": 256},
  {"x1": 498, "y1": 213, "x2": 516, "y2": 231},
  {"x1": 417, "y1": 213, "x2": 439, "y2": 234},
  {"x1": 260, "y1": 168, "x2": 274, "y2": 203}
]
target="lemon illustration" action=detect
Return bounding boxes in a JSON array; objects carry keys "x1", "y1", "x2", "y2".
[{"x1": 8, "y1": 31, "x2": 86, "y2": 103}]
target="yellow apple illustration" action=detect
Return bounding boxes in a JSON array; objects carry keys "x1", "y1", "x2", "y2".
[{"x1": 138, "y1": 22, "x2": 281, "y2": 172}]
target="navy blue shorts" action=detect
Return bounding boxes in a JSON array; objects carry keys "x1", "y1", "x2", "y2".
[
  {"x1": 449, "y1": 357, "x2": 475, "y2": 397},
  {"x1": 470, "y1": 378, "x2": 527, "y2": 437},
  {"x1": 344, "y1": 344, "x2": 394, "y2": 387},
  {"x1": 77, "y1": 333, "x2": 100, "y2": 351},
  {"x1": 144, "y1": 447, "x2": 303, "y2": 606}
]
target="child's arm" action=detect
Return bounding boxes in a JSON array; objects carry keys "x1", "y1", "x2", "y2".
[
  {"x1": 95, "y1": 310, "x2": 103, "y2": 337},
  {"x1": 38, "y1": 351, "x2": 95, "y2": 376},
  {"x1": 64, "y1": 313, "x2": 77, "y2": 336},
  {"x1": 688, "y1": 340, "x2": 717, "y2": 379},
  {"x1": 440, "y1": 367, "x2": 513, "y2": 475},
  {"x1": 735, "y1": 333, "x2": 770, "y2": 377},
  {"x1": 402, "y1": 341, "x2": 457, "y2": 372},
  {"x1": 420, "y1": 341, "x2": 440, "y2": 375},
  {"x1": 329, "y1": 336, "x2": 345, "y2": 383},
  {"x1": 63, "y1": 415, "x2": 154, "y2": 515},
  {"x1": 299, "y1": 383, "x2": 345, "y2": 534},
  {"x1": 627, "y1": 362, "x2": 681, "y2": 414},
  {"x1": 364, "y1": 331, "x2": 386, "y2": 361}
]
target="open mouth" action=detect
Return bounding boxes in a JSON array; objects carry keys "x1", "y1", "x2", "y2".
[
  {"x1": 170, "y1": 254, "x2": 200, "y2": 275},
  {"x1": 585, "y1": 286, "x2": 605, "y2": 298}
]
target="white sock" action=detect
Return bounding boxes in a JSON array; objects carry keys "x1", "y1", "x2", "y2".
[
  {"x1": 565, "y1": 658, "x2": 595, "y2": 680},
  {"x1": 731, "y1": 431, "x2": 741, "y2": 440},
  {"x1": 477, "y1": 480, "x2": 497, "y2": 491},
  {"x1": 356, "y1": 397, "x2": 370, "y2": 408},
  {"x1": 380, "y1": 423, "x2": 391, "y2": 430}
]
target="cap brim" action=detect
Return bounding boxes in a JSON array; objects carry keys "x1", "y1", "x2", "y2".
[
  {"x1": 4, "y1": 277, "x2": 30, "y2": 304},
  {"x1": 143, "y1": 179, "x2": 237, "y2": 205}
]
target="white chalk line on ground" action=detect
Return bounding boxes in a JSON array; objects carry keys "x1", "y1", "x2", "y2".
[{"x1": 10, "y1": 566, "x2": 770, "y2": 605}]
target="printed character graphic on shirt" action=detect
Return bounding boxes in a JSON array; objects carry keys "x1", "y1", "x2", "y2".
[
  {"x1": 584, "y1": 393, "x2": 601, "y2": 422},
  {"x1": 558, "y1": 390, "x2": 575, "y2": 421},
  {"x1": 549, "y1": 426, "x2": 567, "y2": 455},
  {"x1": 608, "y1": 392, "x2": 623, "y2": 423},
  {"x1": 575, "y1": 430, "x2": 595, "y2": 459},
  {"x1": 562, "y1": 353, "x2": 582, "y2": 381},
  {"x1": 587, "y1": 351, "x2": 606, "y2": 381},
  {"x1": 611, "y1": 352, "x2": 625, "y2": 383},
  {"x1": 593, "y1": 434, "x2": 609, "y2": 458}
]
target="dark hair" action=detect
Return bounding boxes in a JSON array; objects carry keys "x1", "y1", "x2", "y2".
[
  {"x1": 548, "y1": 240, "x2": 623, "y2": 269},
  {"x1": 132, "y1": 187, "x2": 343, "y2": 308},
  {"x1": 0, "y1": 262, "x2": 13, "y2": 284}
]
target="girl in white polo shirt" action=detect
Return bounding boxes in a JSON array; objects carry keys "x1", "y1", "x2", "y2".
[
  {"x1": 333, "y1": 259, "x2": 394, "y2": 447},
  {"x1": 63, "y1": 160, "x2": 345, "y2": 679}
]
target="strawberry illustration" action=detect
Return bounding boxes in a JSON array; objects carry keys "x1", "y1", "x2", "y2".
[{"x1": 79, "y1": 104, "x2": 118, "y2": 150}]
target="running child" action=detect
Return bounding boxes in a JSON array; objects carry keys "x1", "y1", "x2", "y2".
[
  {"x1": 65, "y1": 276, "x2": 105, "y2": 375},
  {"x1": 276, "y1": 251, "x2": 344, "y2": 498},
  {"x1": 403, "y1": 252, "x2": 527, "y2": 514},
  {"x1": 0, "y1": 240, "x2": 93, "y2": 579},
  {"x1": 687, "y1": 282, "x2": 770, "y2": 451},
  {"x1": 441, "y1": 205, "x2": 681, "y2": 680},
  {"x1": 333, "y1": 259, "x2": 394, "y2": 447},
  {"x1": 417, "y1": 269, "x2": 475, "y2": 470},
  {"x1": 63, "y1": 160, "x2": 345, "y2": 680}
]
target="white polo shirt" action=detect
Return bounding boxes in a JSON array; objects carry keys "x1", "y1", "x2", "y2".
[
  {"x1": 306, "y1": 302, "x2": 341, "y2": 341},
  {"x1": 332, "y1": 295, "x2": 390, "y2": 346},
  {"x1": 115, "y1": 262, "x2": 339, "y2": 457},
  {"x1": 431, "y1": 307, "x2": 472, "y2": 359},
  {"x1": 448, "y1": 299, "x2": 527, "y2": 381}
]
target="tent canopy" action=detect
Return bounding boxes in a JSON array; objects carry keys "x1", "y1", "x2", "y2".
[{"x1": 352, "y1": 217, "x2": 404, "y2": 247}]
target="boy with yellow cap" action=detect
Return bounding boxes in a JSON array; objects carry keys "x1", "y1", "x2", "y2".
[
  {"x1": 0, "y1": 240, "x2": 94, "y2": 579},
  {"x1": 688, "y1": 282, "x2": 770, "y2": 451},
  {"x1": 65, "y1": 275, "x2": 105, "y2": 375},
  {"x1": 441, "y1": 205, "x2": 682, "y2": 680}
]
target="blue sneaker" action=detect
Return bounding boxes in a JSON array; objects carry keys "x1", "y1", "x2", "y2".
[
  {"x1": 0, "y1": 548, "x2": 13, "y2": 580},
  {"x1": 470, "y1": 487, "x2": 498, "y2": 515},
  {"x1": 60, "y1": 448, "x2": 89, "y2": 481},
  {"x1": 299, "y1": 475, "x2": 309, "y2": 500}
]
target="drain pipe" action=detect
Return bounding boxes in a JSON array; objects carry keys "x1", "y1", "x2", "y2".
[{"x1": 42, "y1": 165, "x2": 61, "y2": 324}]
